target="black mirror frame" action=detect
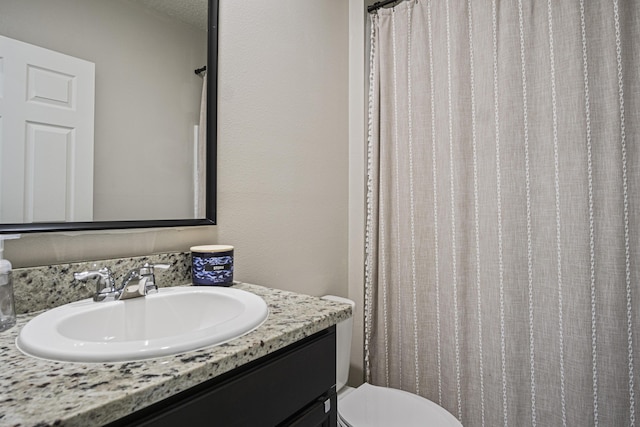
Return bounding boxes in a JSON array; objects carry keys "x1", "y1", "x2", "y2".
[{"x1": 0, "y1": 0, "x2": 218, "y2": 234}]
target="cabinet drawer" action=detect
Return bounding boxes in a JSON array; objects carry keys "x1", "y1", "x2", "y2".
[{"x1": 113, "y1": 327, "x2": 336, "y2": 427}]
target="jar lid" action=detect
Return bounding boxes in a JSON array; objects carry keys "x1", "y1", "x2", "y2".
[{"x1": 190, "y1": 245, "x2": 234, "y2": 253}]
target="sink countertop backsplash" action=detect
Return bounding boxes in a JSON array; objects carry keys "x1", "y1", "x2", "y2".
[
  {"x1": 1, "y1": 252, "x2": 352, "y2": 427},
  {"x1": 13, "y1": 252, "x2": 192, "y2": 314}
]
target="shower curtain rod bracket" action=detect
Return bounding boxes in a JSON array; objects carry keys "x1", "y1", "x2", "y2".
[{"x1": 368, "y1": 0, "x2": 401, "y2": 13}]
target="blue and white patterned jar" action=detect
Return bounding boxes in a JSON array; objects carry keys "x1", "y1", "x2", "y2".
[{"x1": 190, "y1": 245, "x2": 234, "y2": 286}]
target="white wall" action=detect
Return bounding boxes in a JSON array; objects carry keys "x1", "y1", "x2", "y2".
[
  {"x1": 5, "y1": 1, "x2": 351, "y2": 299},
  {"x1": 214, "y1": 0, "x2": 350, "y2": 299},
  {"x1": 4, "y1": 0, "x2": 358, "y2": 382}
]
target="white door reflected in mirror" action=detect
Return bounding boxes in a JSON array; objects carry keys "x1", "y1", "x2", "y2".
[{"x1": 0, "y1": 35, "x2": 95, "y2": 223}]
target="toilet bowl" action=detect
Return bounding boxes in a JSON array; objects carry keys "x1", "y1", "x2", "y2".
[{"x1": 322, "y1": 296, "x2": 461, "y2": 427}]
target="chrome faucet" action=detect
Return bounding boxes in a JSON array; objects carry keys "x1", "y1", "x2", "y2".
[{"x1": 73, "y1": 263, "x2": 170, "y2": 302}]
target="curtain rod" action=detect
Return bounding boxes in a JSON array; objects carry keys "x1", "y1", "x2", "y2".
[{"x1": 367, "y1": 0, "x2": 401, "y2": 13}]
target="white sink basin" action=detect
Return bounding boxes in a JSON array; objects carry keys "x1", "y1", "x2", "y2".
[{"x1": 16, "y1": 286, "x2": 269, "y2": 363}]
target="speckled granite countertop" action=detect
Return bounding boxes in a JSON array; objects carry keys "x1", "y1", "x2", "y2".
[{"x1": 0, "y1": 282, "x2": 352, "y2": 427}]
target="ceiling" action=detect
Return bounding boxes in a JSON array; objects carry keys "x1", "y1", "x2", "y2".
[{"x1": 131, "y1": 0, "x2": 208, "y2": 31}]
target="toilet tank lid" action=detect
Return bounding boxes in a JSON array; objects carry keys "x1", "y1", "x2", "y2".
[
  {"x1": 321, "y1": 295, "x2": 355, "y2": 308},
  {"x1": 339, "y1": 383, "x2": 462, "y2": 427}
]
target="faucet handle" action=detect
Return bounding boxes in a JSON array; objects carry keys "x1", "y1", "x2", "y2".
[
  {"x1": 137, "y1": 263, "x2": 171, "y2": 294},
  {"x1": 139, "y1": 263, "x2": 171, "y2": 276},
  {"x1": 72, "y1": 266, "x2": 117, "y2": 302},
  {"x1": 73, "y1": 266, "x2": 114, "y2": 286}
]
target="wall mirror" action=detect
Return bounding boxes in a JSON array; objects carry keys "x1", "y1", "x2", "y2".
[{"x1": 0, "y1": 0, "x2": 217, "y2": 233}]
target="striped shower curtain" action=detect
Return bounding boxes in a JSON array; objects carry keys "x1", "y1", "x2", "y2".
[{"x1": 364, "y1": 1, "x2": 639, "y2": 426}]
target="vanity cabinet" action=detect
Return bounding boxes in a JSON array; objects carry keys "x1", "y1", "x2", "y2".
[{"x1": 108, "y1": 326, "x2": 337, "y2": 427}]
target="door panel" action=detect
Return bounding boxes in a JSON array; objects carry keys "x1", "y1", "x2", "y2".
[{"x1": 25, "y1": 122, "x2": 75, "y2": 222}]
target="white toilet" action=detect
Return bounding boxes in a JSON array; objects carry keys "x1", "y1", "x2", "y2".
[{"x1": 323, "y1": 295, "x2": 462, "y2": 427}]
